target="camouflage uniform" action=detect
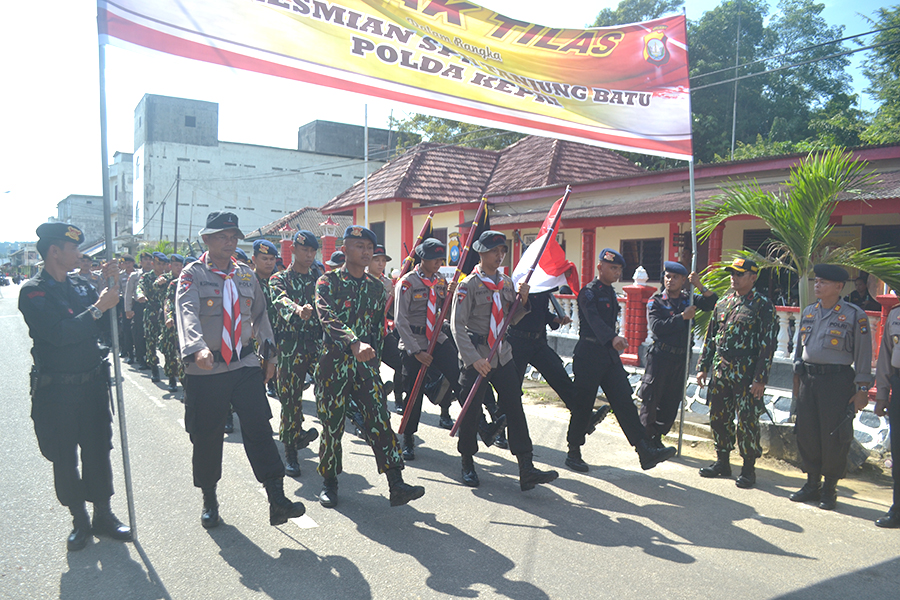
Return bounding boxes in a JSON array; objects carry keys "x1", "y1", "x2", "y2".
[
  {"x1": 155, "y1": 272, "x2": 178, "y2": 380},
  {"x1": 137, "y1": 270, "x2": 164, "y2": 367},
  {"x1": 314, "y1": 268, "x2": 403, "y2": 479},
  {"x1": 698, "y1": 289, "x2": 778, "y2": 459},
  {"x1": 270, "y1": 268, "x2": 322, "y2": 447}
]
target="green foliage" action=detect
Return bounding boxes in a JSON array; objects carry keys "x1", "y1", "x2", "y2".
[
  {"x1": 861, "y1": 5, "x2": 900, "y2": 144},
  {"x1": 140, "y1": 240, "x2": 175, "y2": 256},
  {"x1": 591, "y1": 0, "x2": 683, "y2": 27},
  {"x1": 390, "y1": 115, "x2": 524, "y2": 151}
]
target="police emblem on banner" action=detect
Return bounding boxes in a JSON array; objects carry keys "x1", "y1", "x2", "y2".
[{"x1": 643, "y1": 29, "x2": 669, "y2": 65}]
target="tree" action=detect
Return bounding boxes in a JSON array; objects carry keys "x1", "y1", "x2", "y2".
[
  {"x1": 591, "y1": 0, "x2": 683, "y2": 27},
  {"x1": 861, "y1": 5, "x2": 900, "y2": 144},
  {"x1": 390, "y1": 115, "x2": 524, "y2": 152},
  {"x1": 697, "y1": 149, "x2": 900, "y2": 316}
]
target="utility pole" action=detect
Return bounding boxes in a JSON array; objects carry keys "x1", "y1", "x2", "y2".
[
  {"x1": 730, "y1": 0, "x2": 742, "y2": 160},
  {"x1": 173, "y1": 167, "x2": 180, "y2": 253}
]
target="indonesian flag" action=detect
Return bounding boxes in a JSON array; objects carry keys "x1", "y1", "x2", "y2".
[{"x1": 512, "y1": 198, "x2": 580, "y2": 295}]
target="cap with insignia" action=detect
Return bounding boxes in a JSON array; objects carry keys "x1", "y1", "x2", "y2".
[
  {"x1": 724, "y1": 257, "x2": 759, "y2": 274},
  {"x1": 342, "y1": 225, "x2": 377, "y2": 246},
  {"x1": 169, "y1": 254, "x2": 184, "y2": 264},
  {"x1": 199, "y1": 211, "x2": 244, "y2": 238},
  {"x1": 233, "y1": 248, "x2": 249, "y2": 262},
  {"x1": 373, "y1": 245, "x2": 392, "y2": 261},
  {"x1": 292, "y1": 230, "x2": 319, "y2": 250},
  {"x1": 473, "y1": 230, "x2": 508, "y2": 253},
  {"x1": 599, "y1": 248, "x2": 625, "y2": 267},
  {"x1": 152, "y1": 251, "x2": 170, "y2": 262},
  {"x1": 252, "y1": 239, "x2": 279, "y2": 256},
  {"x1": 325, "y1": 250, "x2": 345, "y2": 267},
  {"x1": 415, "y1": 238, "x2": 446, "y2": 261},
  {"x1": 36, "y1": 222, "x2": 85, "y2": 245},
  {"x1": 813, "y1": 264, "x2": 849, "y2": 283}
]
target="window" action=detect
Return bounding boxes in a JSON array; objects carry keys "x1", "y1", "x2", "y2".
[
  {"x1": 620, "y1": 238, "x2": 663, "y2": 281},
  {"x1": 185, "y1": 116, "x2": 196, "y2": 127},
  {"x1": 370, "y1": 221, "x2": 386, "y2": 246}
]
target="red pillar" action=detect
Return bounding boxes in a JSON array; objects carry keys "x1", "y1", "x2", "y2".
[
  {"x1": 581, "y1": 228, "x2": 595, "y2": 287},
  {"x1": 622, "y1": 283, "x2": 655, "y2": 366},
  {"x1": 708, "y1": 224, "x2": 724, "y2": 264},
  {"x1": 321, "y1": 235, "x2": 336, "y2": 271},
  {"x1": 280, "y1": 239, "x2": 292, "y2": 267}
]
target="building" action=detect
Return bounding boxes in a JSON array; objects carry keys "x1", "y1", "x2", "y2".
[
  {"x1": 110, "y1": 151, "x2": 134, "y2": 240},
  {"x1": 56, "y1": 195, "x2": 106, "y2": 248},
  {"x1": 9, "y1": 243, "x2": 40, "y2": 277}
]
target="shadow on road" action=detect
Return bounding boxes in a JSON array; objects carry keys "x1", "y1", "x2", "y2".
[
  {"x1": 772, "y1": 556, "x2": 900, "y2": 597},
  {"x1": 60, "y1": 539, "x2": 167, "y2": 600}
]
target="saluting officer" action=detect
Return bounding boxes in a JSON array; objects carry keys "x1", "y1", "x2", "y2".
[
  {"x1": 314, "y1": 225, "x2": 425, "y2": 509},
  {"x1": 19, "y1": 223, "x2": 132, "y2": 551},
  {"x1": 451, "y1": 230, "x2": 557, "y2": 491},
  {"x1": 697, "y1": 258, "x2": 778, "y2": 489},
  {"x1": 874, "y1": 301, "x2": 900, "y2": 528},
  {"x1": 136, "y1": 251, "x2": 168, "y2": 382},
  {"x1": 175, "y1": 212, "x2": 305, "y2": 529},
  {"x1": 638, "y1": 262, "x2": 717, "y2": 448},
  {"x1": 789, "y1": 264, "x2": 872, "y2": 510},
  {"x1": 394, "y1": 238, "x2": 462, "y2": 460},
  {"x1": 570, "y1": 249, "x2": 677, "y2": 471},
  {"x1": 268, "y1": 230, "x2": 322, "y2": 478}
]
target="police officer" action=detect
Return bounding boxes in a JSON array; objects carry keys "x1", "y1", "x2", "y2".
[
  {"x1": 175, "y1": 212, "x2": 304, "y2": 529},
  {"x1": 369, "y1": 244, "x2": 404, "y2": 411},
  {"x1": 118, "y1": 255, "x2": 137, "y2": 363},
  {"x1": 19, "y1": 223, "x2": 132, "y2": 551},
  {"x1": 845, "y1": 275, "x2": 881, "y2": 312},
  {"x1": 789, "y1": 264, "x2": 872, "y2": 510},
  {"x1": 136, "y1": 252, "x2": 169, "y2": 382},
  {"x1": 569, "y1": 249, "x2": 677, "y2": 471},
  {"x1": 314, "y1": 225, "x2": 425, "y2": 509},
  {"x1": 269, "y1": 230, "x2": 322, "y2": 478},
  {"x1": 451, "y1": 230, "x2": 557, "y2": 490},
  {"x1": 874, "y1": 301, "x2": 900, "y2": 528},
  {"x1": 697, "y1": 258, "x2": 778, "y2": 488},
  {"x1": 638, "y1": 262, "x2": 717, "y2": 447},
  {"x1": 125, "y1": 253, "x2": 151, "y2": 369}
]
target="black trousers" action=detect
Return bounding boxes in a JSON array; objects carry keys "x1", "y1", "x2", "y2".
[
  {"x1": 183, "y1": 367, "x2": 285, "y2": 489},
  {"x1": 132, "y1": 303, "x2": 146, "y2": 364},
  {"x1": 637, "y1": 350, "x2": 688, "y2": 438},
  {"x1": 381, "y1": 330, "x2": 404, "y2": 404},
  {"x1": 119, "y1": 298, "x2": 134, "y2": 359},
  {"x1": 571, "y1": 339, "x2": 645, "y2": 449},
  {"x1": 796, "y1": 367, "x2": 855, "y2": 480},
  {"x1": 510, "y1": 334, "x2": 581, "y2": 447},
  {"x1": 401, "y1": 339, "x2": 460, "y2": 434},
  {"x1": 457, "y1": 359, "x2": 532, "y2": 457},
  {"x1": 31, "y1": 378, "x2": 114, "y2": 508},
  {"x1": 890, "y1": 379, "x2": 899, "y2": 508}
]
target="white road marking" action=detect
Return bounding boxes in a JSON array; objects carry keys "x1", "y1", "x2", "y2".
[
  {"x1": 177, "y1": 418, "x2": 185, "y2": 428},
  {"x1": 151, "y1": 396, "x2": 164, "y2": 408}
]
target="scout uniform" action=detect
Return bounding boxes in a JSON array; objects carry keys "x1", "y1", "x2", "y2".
[
  {"x1": 790, "y1": 264, "x2": 872, "y2": 510},
  {"x1": 175, "y1": 211, "x2": 304, "y2": 529},
  {"x1": 698, "y1": 258, "x2": 778, "y2": 487},
  {"x1": 19, "y1": 223, "x2": 131, "y2": 551},
  {"x1": 451, "y1": 230, "x2": 558, "y2": 491},
  {"x1": 268, "y1": 231, "x2": 321, "y2": 477},
  {"x1": 875, "y1": 304, "x2": 900, "y2": 528},
  {"x1": 137, "y1": 251, "x2": 169, "y2": 381},
  {"x1": 156, "y1": 255, "x2": 182, "y2": 392},
  {"x1": 314, "y1": 225, "x2": 424, "y2": 509},
  {"x1": 638, "y1": 261, "x2": 718, "y2": 445}
]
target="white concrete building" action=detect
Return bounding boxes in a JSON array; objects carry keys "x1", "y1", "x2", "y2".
[{"x1": 56, "y1": 194, "x2": 106, "y2": 246}]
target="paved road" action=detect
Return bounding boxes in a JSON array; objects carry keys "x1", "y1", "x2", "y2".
[{"x1": 1, "y1": 283, "x2": 898, "y2": 599}]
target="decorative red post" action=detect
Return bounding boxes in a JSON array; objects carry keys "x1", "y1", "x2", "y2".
[
  {"x1": 319, "y1": 216, "x2": 341, "y2": 271},
  {"x1": 708, "y1": 224, "x2": 724, "y2": 264},
  {"x1": 621, "y1": 283, "x2": 655, "y2": 366}
]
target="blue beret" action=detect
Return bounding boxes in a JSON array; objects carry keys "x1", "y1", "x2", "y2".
[
  {"x1": 663, "y1": 261, "x2": 688, "y2": 276},
  {"x1": 169, "y1": 254, "x2": 184, "y2": 264},
  {"x1": 473, "y1": 230, "x2": 508, "y2": 253},
  {"x1": 253, "y1": 239, "x2": 279, "y2": 256},
  {"x1": 813, "y1": 264, "x2": 849, "y2": 282},
  {"x1": 152, "y1": 251, "x2": 170, "y2": 262},
  {"x1": 415, "y1": 238, "x2": 446, "y2": 260},
  {"x1": 292, "y1": 230, "x2": 319, "y2": 250},
  {"x1": 233, "y1": 248, "x2": 249, "y2": 262},
  {"x1": 599, "y1": 248, "x2": 625, "y2": 267},
  {"x1": 36, "y1": 222, "x2": 84, "y2": 245},
  {"x1": 342, "y1": 225, "x2": 377, "y2": 246},
  {"x1": 183, "y1": 255, "x2": 198, "y2": 265}
]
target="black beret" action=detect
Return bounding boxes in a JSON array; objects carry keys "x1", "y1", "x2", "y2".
[
  {"x1": 663, "y1": 261, "x2": 688, "y2": 276},
  {"x1": 814, "y1": 264, "x2": 849, "y2": 282},
  {"x1": 293, "y1": 230, "x2": 319, "y2": 250},
  {"x1": 415, "y1": 238, "x2": 447, "y2": 260},
  {"x1": 599, "y1": 248, "x2": 625, "y2": 267},
  {"x1": 342, "y1": 225, "x2": 377, "y2": 246},
  {"x1": 473, "y1": 230, "x2": 508, "y2": 253},
  {"x1": 36, "y1": 222, "x2": 84, "y2": 245}
]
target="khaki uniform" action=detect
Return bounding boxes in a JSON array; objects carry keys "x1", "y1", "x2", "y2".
[{"x1": 452, "y1": 271, "x2": 527, "y2": 369}]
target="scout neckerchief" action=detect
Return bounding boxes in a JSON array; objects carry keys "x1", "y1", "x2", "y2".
[
  {"x1": 203, "y1": 252, "x2": 242, "y2": 364},
  {"x1": 475, "y1": 265, "x2": 504, "y2": 349},
  {"x1": 416, "y1": 266, "x2": 439, "y2": 342}
]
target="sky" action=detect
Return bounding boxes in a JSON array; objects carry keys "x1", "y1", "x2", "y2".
[{"x1": 0, "y1": 0, "x2": 886, "y2": 244}]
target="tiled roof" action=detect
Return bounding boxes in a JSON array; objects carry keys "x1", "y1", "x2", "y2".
[{"x1": 244, "y1": 206, "x2": 354, "y2": 240}]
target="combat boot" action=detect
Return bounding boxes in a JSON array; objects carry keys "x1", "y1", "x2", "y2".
[
  {"x1": 402, "y1": 433, "x2": 415, "y2": 461},
  {"x1": 150, "y1": 364, "x2": 161, "y2": 382},
  {"x1": 91, "y1": 499, "x2": 132, "y2": 541},
  {"x1": 224, "y1": 412, "x2": 234, "y2": 434},
  {"x1": 790, "y1": 475, "x2": 821, "y2": 503},
  {"x1": 386, "y1": 467, "x2": 425, "y2": 507},
  {"x1": 585, "y1": 405, "x2": 611, "y2": 435},
  {"x1": 478, "y1": 414, "x2": 507, "y2": 447},
  {"x1": 200, "y1": 486, "x2": 220, "y2": 529},
  {"x1": 636, "y1": 438, "x2": 677, "y2": 471},
  {"x1": 461, "y1": 454, "x2": 479, "y2": 487},
  {"x1": 699, "y1": 450, "x2": 732, "y2": 478},
  {"x1": 735, "y1": 457, "x2": 756, "y2": 489},
  {"x1": 493, "y1": 430, "x2": 509, "y2": 449},
  {"x1": 264, "y1": 478, "x2": 305, "y2": 525},
  {"x1": 167, "y1": 376, "x2": 177, "y2": 392},
  {"x1": 818, "y1": 477, "x2": 838, "y2": 510},
  {"x1": 875, "y1": 508, "x2": 900, "y2": 528},
  {"x1": 284, "y1": 446, "x2": 301, "y2": 478},
  {"x1": 295, "y1": 428, "x2": 318, "y2": 450},
  {"x1": 319, "y1": 477, "x2": 338, "y2": 508},
  {"x1": 565, "y1": 447, "x2": 589, "y2": 472},
  {"x1": 67, "y1": 503, "x2": 91, "y2": 551},
  {"x1": 518, "y1": 452, "x2": 559, "y2": 491}
]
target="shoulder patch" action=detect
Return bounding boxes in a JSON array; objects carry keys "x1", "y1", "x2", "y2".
[
  {"x1": 400, "y1": 280, "x2": 412, "y2": 293},
  {"x1": 582, "y1": 288, "x2": 594, "y2": 302},
  {"x1": 179, "y1": 272, "x2": 193, "y2": 293},
  {"x1": 456, "y1": 284, "x2": 468, "y2": 300},
  {"x1": 27, "y1": 290, "x2": 45, "y2": 299}
]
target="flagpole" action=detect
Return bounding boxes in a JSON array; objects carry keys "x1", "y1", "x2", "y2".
[
  {"x1": 450, "y1": 186, "x2": 572, "y2": 437},
  {"x1": 677, "y1": 159, "x2": 699, "y2": 456},
  {"x1": 363, "y1": 104, "x2": 369, "y2": 227}
]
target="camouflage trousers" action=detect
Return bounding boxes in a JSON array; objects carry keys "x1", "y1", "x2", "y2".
[
  {"x1": 708, "y1": 357, "x2": 764, "y2": 459},
  {"x1": 277, "y1": 346, "x2": 316, "y2": 447},
  {"x1": 314, "y1": 352, "x2": 403, "y2": 479},
  {"x1": 143, "y1": 310, "x2": 161, "y2": 367},
  {"x1": 160, "y1": 324, "x2": 183, "y2": 381}
]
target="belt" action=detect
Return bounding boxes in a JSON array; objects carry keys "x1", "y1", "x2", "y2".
[
  {"x1": 186, "y1": 345, "x2": 256, "y2": 364},
  {"x1": 467, "y1": 331, "x2": 487, "y2": 347},
  {"x1": 507, "y1": 328, "x2": 546, "y2": 341},
  {"x1": 580, "y1": 336, "x2": 608, "y2": 346},
  {"x1": 410, "y1": 325, "x2": 428, "y2": 335},
  {"x1": 653, "y1": 341, "x2": 687, "y2": 355},
  {"x1": 35, "y1": 362, "x2": 107, "y2": 389},
  {"x1": 802, "y1": 362, "x2": 852, "y2": 376},
  {"x1": 720, "y1": 348, "x2": 758, "y2": 360}
]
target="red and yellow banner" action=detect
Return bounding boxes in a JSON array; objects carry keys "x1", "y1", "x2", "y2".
[{"x1": 98, "y1": 0, "x2": 692, "y2": 159}]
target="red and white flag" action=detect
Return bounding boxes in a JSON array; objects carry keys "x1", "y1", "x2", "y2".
[{"x1": 512, "y1": 198, "x2": 580, "y2": 295}]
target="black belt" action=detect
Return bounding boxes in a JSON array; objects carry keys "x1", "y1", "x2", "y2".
[
  {"x1": 410, "y1": 325, "x2": 428, "y2": 335},
  {"x1": 507, "y1": 328, "x2": 546, "y2": 341},
  {"x1": 720, "y1": 348, "x2": 758, "y2": 360},
  {"x1": 802, "y1": 362, "x2": 852, "y2": 376},
  {"x1": 34, "y1": 362, "x2": 108, "y2": 389},
  {"x1": 654, "y1": 341, "x2": 687, "y2": 355},
  {"x1": 467, "y1": 331, "x2": 488, "y2": 346},
  {"x1": 186, "y1": 345, "x2": 256, "y2": 364}
]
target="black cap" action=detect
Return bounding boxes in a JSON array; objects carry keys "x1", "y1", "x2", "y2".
[
  {"x1": 663, "y1": 261, "x2": 688, "y2": 276},
  {"x1": 293, "y1": 230, "x2": 319, "y2": 250},
  {"x1": 373, "y1": 245, "x2": 392, "y2": 261},
  {"x1": 473, "y1": 230, "x2": 508, "y2": 253},
  {"x1": 814, "y1": 264, "x2": 849, "y2": 282},
  {"x1": 253, "y1": 239, "x2": 278, "y2": 256},
  {"x1": 325, "y1": 251, "x2": 345, "y2": 267},
  {"x1": 415, "y1": 238, "x2": 446, "y2": 261},
  {"x1": 36, "y1": 222, "x2": 84, "y2": 245},
  {"x1": 599, "y1": 248, "x2": 625, "y2": 267},
  {"x1": 724, "y1": 257, "x2": 759, "y2": 274},
  {"x1": 199, "y1": 211, "x2": 244, "y2": 238},
  {"x1": 342, "y1": 225, "x2": 377, "y2": 246}
]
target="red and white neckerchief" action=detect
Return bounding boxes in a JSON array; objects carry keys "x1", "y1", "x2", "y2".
[
  {"x1": 475, "y1": 266, "x2": 504, "y2": 349},
  {"x1": 417, "y1": 266, "x2": 439, "y2": 342},
  {"x1": 203, "y1": 252, "x2": 242, "y2": 364}
]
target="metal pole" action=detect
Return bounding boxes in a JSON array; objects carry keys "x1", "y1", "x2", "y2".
[
  {"x1": 173, "y1": 167, "x2": 180, "y2": 254},
  {"x1": 677, "y1": 160, "x2": 699, "y2": 456},
  {"x1": 364, "y1": 104, "x2": 369, "y2": 227},
  {"x1": 730, "y1": 0, "x2": 742, "y2": 160},
  {"x1": 98, "y1": 38, "x2": 137, "y2": 537}
]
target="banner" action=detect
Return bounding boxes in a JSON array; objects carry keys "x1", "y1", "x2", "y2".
[
  {"x1": 512, "y1": 197, "x2": 579, "y2": 294},
  {"x1": 98, "y1": 1, "x2": 692, "y2": 159}
]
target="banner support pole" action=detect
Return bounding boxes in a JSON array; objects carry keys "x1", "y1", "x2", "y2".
[
  {"x1": 677, "y1": 159, "x2": 699, "y2": 456},
  {"x1": 364, "y1": 104, "x2": 369, "y2": 227}
]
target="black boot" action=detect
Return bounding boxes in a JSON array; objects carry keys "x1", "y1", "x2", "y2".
[
  {"x1": 264, "y1": 478, "x2": 305, "y2": 525},
  {"x1": 150, "y1": 364, "x2": 161, "y2": 382},
  {"x1": 167, "y1": 376, "x2": 177, "y2": 392},
  {"x1": 91, "y1": 499, "x2": 132, "y2": 541},
  {"x1": 565, "y1": 447, "x2": 589, "y2": 472},
  {"x1": 295, "y1": 427, "x2": 319, "y2": 450},
  {"x1": 699, "y1": 450, "x2": 732, "y2": 478},
  {"x1": 735, "y1": 457, "x2": 756, "y2": 489},
  {"x1": 224, "y1": 411, "x2": 234, "y2": 434},
  {"x1": 790, "y1": 475, "x2": 821, "y2": 503},
  {"x1": 67, "y1": 504, "x2": 91, "y2": 551},
  {"x1": 319, "y1": 477, "x2": 338, "y2": 508},
  {"x1": 478, "y1": 414, "x2": 507, "y2": 447},
  {"x1": 518, "y1": 452, "x2": 559, "y2": 491},
  {"x1": 439, "y1": 411, "x2": 454, "y2": 430},
  {"x1": 284, "y1": 446, "x2": 301, "y2": 478},
  {"x1": 386, "y1": 467, "x2": 425, "y2": 507},
  {"x1": 651, "y1": 435, "x2": 665, "y2": 449},
  {"x1": 493, "y1": 429, "x2": 509, "y2": 450},
  {"x1": 876, "y1": 507, "x2": 900, "y2": 528},
  {"x1": 461, "y1": 454, "x2": 479, "y2": 487},
  {"x1": 585, "y1": 405, "x2": 611, "y2": 436},
  {"x1": 201, "y1": 486, "x2": 220, "y2": 529},
  {"x1": 394, "y1": 392, "x2": 406, "y2": 415},
  {"x1": 636, "y1": 438, "x2": 677, "y2": 471},
  {"x1": 818, "y1": 477, "x2": 838, "y2": 510},
  {"x1": 402, "y1": 433, "x2": 415, "y2": 461}
]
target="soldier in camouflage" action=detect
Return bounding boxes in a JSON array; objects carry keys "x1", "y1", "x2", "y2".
[
  {"x1": 136, "y1": 252, "x2": 169, "y2": 382},
  {"x1": 159, "y1": 254, "x2": 184, "y2": 392},
  {"x1": 697, "y1": 258, "x2": 778, "y2": 489}
]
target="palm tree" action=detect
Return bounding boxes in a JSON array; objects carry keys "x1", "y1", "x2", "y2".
[{"x1": 697, "y1": 148, "x2": 900, "y2": 313}]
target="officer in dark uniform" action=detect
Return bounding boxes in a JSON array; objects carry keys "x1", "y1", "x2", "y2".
[
  {"x1": 369, "y1": 244, "x2": 404, "y2": 413},
  {"x1": 874, "y1": 302, "x2": 900, "y2": 528},
  {"x1": 845, "y1": 275, "x2": 881, "y2": 312},
  {"x1": 570, "y1": 249, "x2": 677, "y2": 471},
  {"x1": 638, "y1": 262, "x2": 717, "y2": 447},
  {"x1": 19, "y1": 223, "x2": 132, "y2": 551},
  {"x1": 790, "y1": 265, "x2": 872, "y2": 510}
]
